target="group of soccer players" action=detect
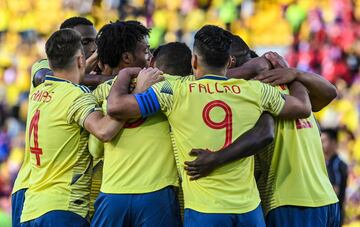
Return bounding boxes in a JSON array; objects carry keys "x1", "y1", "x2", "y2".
[{"x1": 11, "y1": 16, "x2": 341, "y2": 227}]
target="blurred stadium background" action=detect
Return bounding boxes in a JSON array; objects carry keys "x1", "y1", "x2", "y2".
[{"x1": 0, "y1": 0, "x2": 360, "y2": 226}]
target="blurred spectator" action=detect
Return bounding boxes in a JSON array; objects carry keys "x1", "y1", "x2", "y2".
[
  {"x1": 322, "y1": 128, "x2": 348, "y2": 225},
  {"x1": 285, "y1": 0, "x2": 307, "y2": 41}
]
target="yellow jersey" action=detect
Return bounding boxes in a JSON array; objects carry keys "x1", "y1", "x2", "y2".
[
  {"x1": 12, "y1": 59, "x2": 52, "y2": 194},
  {"x1": 21, "y1": 75, "x2": 98, "y2": 222},
  {"x1": 87, "y1": 80, "x2": 112, "y2": 218},
  {"x1": 138, "y1": 75, "x2": 286, "y2": 213},
  {"x1": 92, "y1": 78, "x2": 178, "y2": 194},
  {"x1": 89, "y1": 158, "x2": 103, "y2": 219},
  {"x1": 29, "y1": 59, "x2": 52, "y2": 91},
  {"x1": 255, "y1": 85, "x2": 338, "y2": 215}
]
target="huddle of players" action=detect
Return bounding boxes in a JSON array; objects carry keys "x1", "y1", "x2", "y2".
[{"x1": 11, "y1": 16, "x2": 341, "y2": 227}]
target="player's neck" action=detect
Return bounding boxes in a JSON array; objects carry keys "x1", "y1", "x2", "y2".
[
  {"x1": 195, "y1": 68, "x2": 227, "y2": 79},
  {"x1": 53, "y1": 69, "x2": 80, "y2": 84},
  {"x1": 111, "y1": 65, "x2": 123, "y2": 76}
]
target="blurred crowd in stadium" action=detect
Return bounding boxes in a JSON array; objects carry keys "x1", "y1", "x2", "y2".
[{"x1": 0, "y1": 0, "x2": 360, "y2": 225}]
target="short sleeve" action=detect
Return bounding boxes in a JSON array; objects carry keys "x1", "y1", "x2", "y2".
[
  {"x1": 134, "y1": 79, "x2": 179, "y2": 117},
  {"x1": 163, "y1": 74, "x2": 182, "y2": 81},
  {"x1": 67, "y1": 92, "x2": 101, "y2": 127},
  {"x1": 92, "y1": 79, "x2": 112, "y2": 105},
  {"x1": 163, "y1": 74, "x2": 196, "y2": 82},
  {"x1": 88, "y1": 134, "x2": 104, "y2": 159},
  {"x1": 151, "y1": 80, "x2": 176, "y2": 116},
  {"x1": 260, "y1": 83, "x2": 286, "y2": 116}
]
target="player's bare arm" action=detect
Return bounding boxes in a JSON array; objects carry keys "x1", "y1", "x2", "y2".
[
  {"x1": 231, "y1": 51, "x2": 314, "y2": 119},
  {"x1": 106, "y1": 67, "x2": 142, "y2": 120},
  {"x1": 255, "y1": 52, "x2": 337, "y2": 112},
  {"x1": 226, "y1": 51, "x2": 289, "y2": 79},
  {"x1": 84, "y1": 111, "x2": 124, "y2": 142},
  {"x1": 185, "y1": 113, "x2": 275, "y2": 180},
  {"x1": 279, "y1": 81, "x2": 312, "y2": 119},
  {"x1": 295, "y1": 71, "x2": 337, "y2": 111},
  {"x1": 226, "y1": 56, "x2": 272, "y2": 79},
  {"x1": 107, "y1": 67, "x2": 163, "y2": 120}
]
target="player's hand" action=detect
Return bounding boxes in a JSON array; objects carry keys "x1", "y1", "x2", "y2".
[
  {"x1": 263, "y1": 51, "x2": 289, "y2": 69},
  {"x1": 243, "y1": 56, "x2": 273, "y2": 74},
  {"x1": 184, "y1": 149, "x2": 217, "y2": 180},
  {"x1": 85, "y1": 50, "x2": 99, "y2": 74},
  {"x1": 133, "y1": 67, "x2": 164, "y2": 93},
  {"x1": 254, "y1": 68, "x2": 298, "y2": 86}
]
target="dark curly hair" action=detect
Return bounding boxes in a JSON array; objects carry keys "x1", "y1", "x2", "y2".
[
  {"x1": 96, "y1": 20, "x2": 150, "y2": 68},
  {"x1": 193, "y1": 25, "x2": 232, "y2": 68}
]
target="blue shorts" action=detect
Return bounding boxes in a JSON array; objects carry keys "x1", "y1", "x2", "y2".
[
  {"x1": 12, "y1": 188, "x2": 27, "y2": 227},
  {"x1": 266, "y1": 203, "x2": 340, "y2": 227},
  {"x1": 21, "y1": 210, "x2": 89, "y2": 227},
  {"x1": 184, "y1": 204, "x2": 265, "y2": 227},
  {"x1": 91, "y1": 186, "x2": 181, "y2": 227}
]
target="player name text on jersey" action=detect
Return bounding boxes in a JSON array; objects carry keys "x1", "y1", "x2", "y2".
[
  {"x1": 189, "y1": 82, "x2": 241, "y2": 94},
  {"x1": 31, "y1": 90, "x2": 53, "y2": 103}
]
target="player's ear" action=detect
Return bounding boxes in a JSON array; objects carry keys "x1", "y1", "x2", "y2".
[
  {"x1": 102, "y1": 64, "x2": 113, "y2": 76},
  {"x1": 77, "y1": 53, "x2": 86, "y2": 70},
  {"x1": 192, "y1": 54, "x2": 197, "y2": 70},
  {"x1": 149, "y1": 56, "x2": 156, "y2": 67},
  {"x1": 122, "y1": 52, "x2": 134, "y2": 65},
  {"x1": 228, "y1": 56, "x2": 236, "y2": 68}
]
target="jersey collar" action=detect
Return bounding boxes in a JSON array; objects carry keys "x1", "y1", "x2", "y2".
[
  {"x1": 198, "y1": 75, "x2": 228, "y2": 81},
  {"x1": 45, "y1": 75, "x2": 71, "y2": 83}
]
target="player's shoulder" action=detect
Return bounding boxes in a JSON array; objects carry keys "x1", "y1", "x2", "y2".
[
  {"x1": 153, "y1": 79, "x2": 175, "y2": 95},
  {"x1": 245, "y1": 79, "x2": 263, "y2": 86},
  {"x1": 155, "y1": 75, "x2": 181, "y2": 87},
  {"x1": 31, "y1": 59, "x2": 51, "y2": 76},
  {"x1": 153, "y1": 75, "x2": 194, "y2": 96},
  {"x1": 104, "y1": 78, "x2": 114, "y2": 87},
  {"x1": 31, "y1": 59, "x2": 50, "y2": 71},
  {"x1": 276, "y1": 84, "x2": 289, "y2": 94},
  {"x1": 65, "y1": 84, "x2": 95, "y2": 109},
  {"x1": 47, "y1": 76, "x2": 91, "y2": 95},
  {"x1": 31, "y1": 59, "x2": 53, "y2": 87},
  {"x1": 245, "y1": 80, "x2": 277, "y2": 91},
  {"x1": 163, "y1": 74, "x2": 195, "y2": 82},
  {"x1": 74, "y1": 84, "x2": 92, "y2": 94},
  {"x1": 91, "y1": 81, "x2": 111, "y2": 104},
  {"x1": 226, "y1": 77, "x2": 248, "y2": 84},
  {"x1": 94, "y1": 79, "x2": 113, "y2": 91},
  {"x1": 226, "y1": 78, "x2": 263, "y2": 90}
]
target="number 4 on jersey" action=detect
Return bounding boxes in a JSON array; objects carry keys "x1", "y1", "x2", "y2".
[{"x1": 29, "y1": 110, "x2": 43, "y2": 166}]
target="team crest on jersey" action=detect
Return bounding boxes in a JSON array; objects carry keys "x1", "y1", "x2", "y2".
[{"x1": 160, "y1": 81, "x2": 173, "y2": 95}]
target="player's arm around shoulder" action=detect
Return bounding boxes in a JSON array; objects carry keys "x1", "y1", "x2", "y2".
[
  {"x1": 185, "y1": 113, "x2": 274, "y2": 180},
  {"x1": 255, "y1": 68, "x2": 337, "y2": 112},
  {"x1": 254, "y1": 52, "x2": 337, "y2": 112},
  {"x1": 67, "y1": 87, "x2": 124, "y2": 142},
  {"x1": 278, "y1": 81, "x2": 312, "y2": 119},
  {"x1": 258, "y1": 80, "x2": 311, "y2": 120},
  {"x1": 84, "y1": 110, "x2": 123, "y2": 143},
  {"x1": 107, "y1": 67, "x2": 164, "y2": 120}
]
